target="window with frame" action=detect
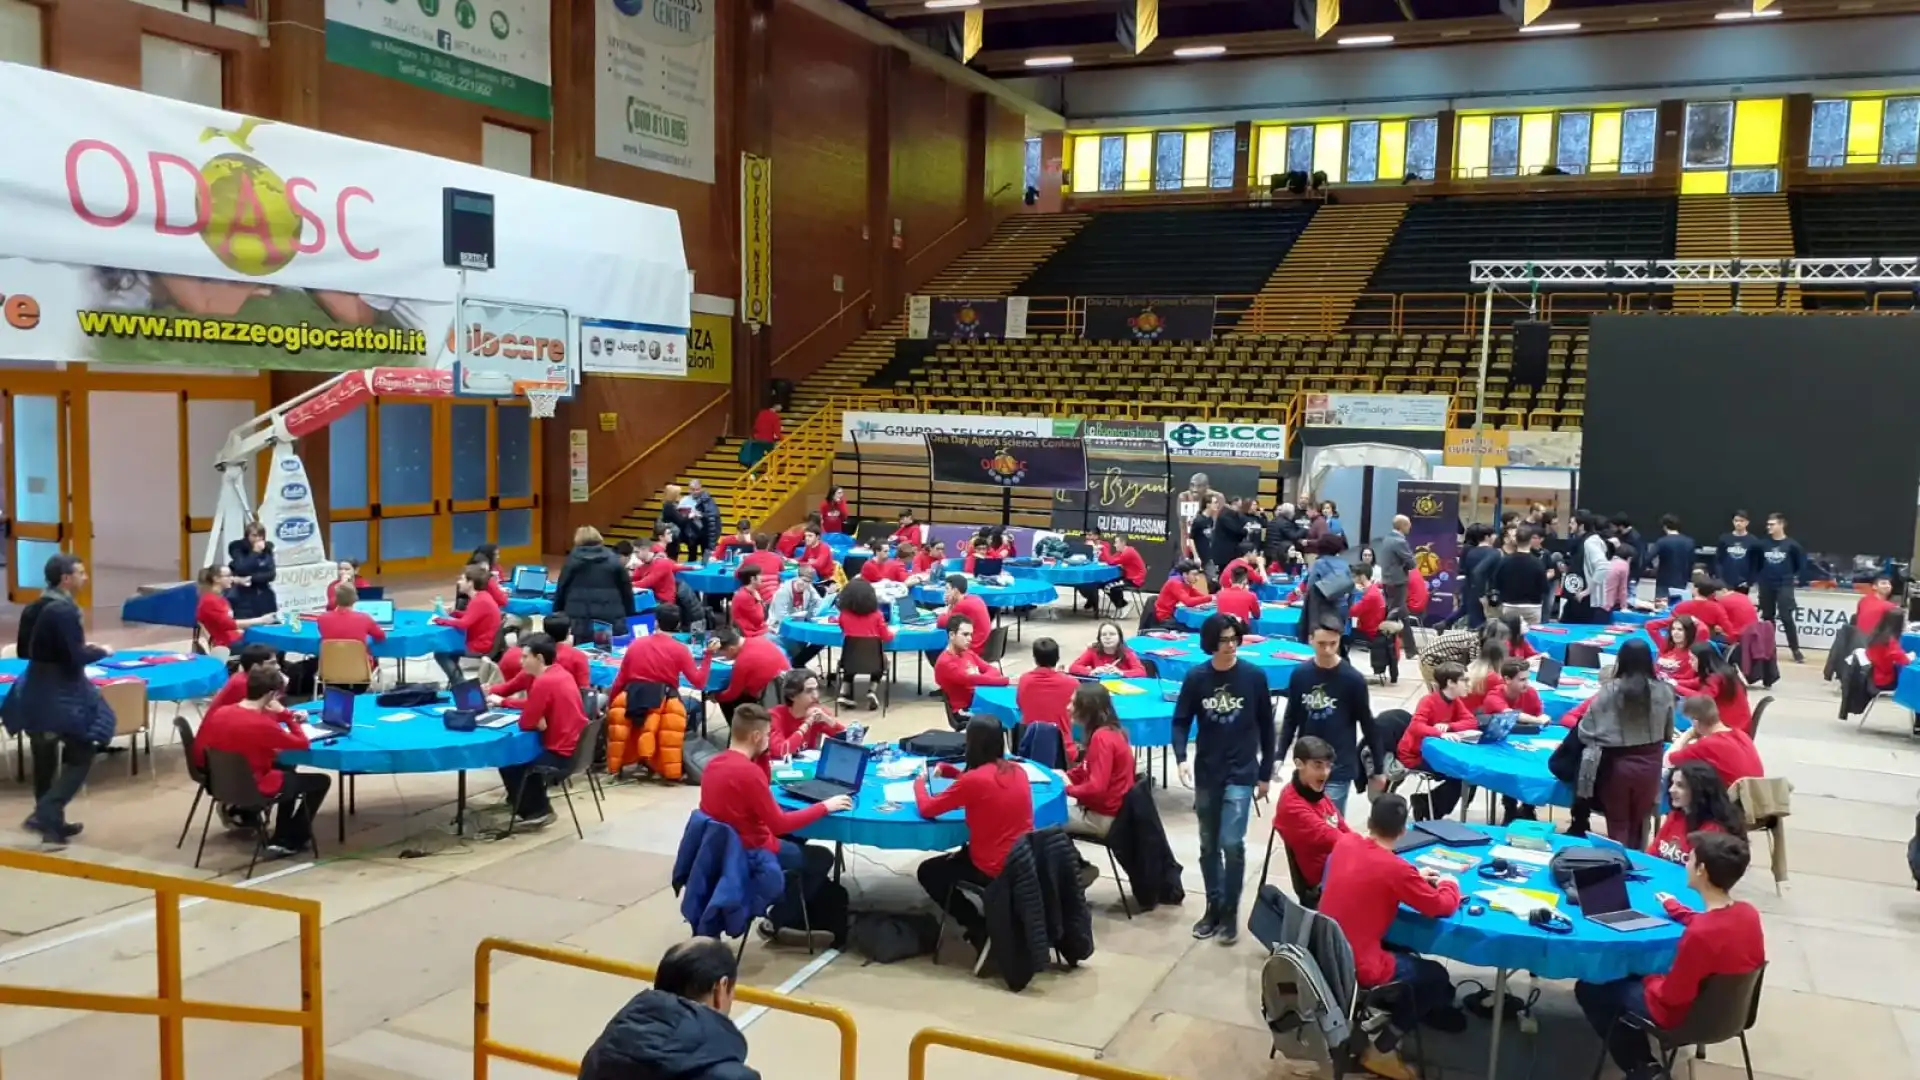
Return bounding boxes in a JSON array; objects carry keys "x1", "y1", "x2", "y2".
[
  {"x1": 1681, "y1": 98, "x2": 1782, "y2": 194},
  {"x1": 1809, "y1": 97, "x2": 1920, "y2": 168},
  {"x1": 0, "y1": 0, "x2": 42, "y2": 66},
  {"x1": 141, "y1": 35, "x2": 224, "y2": 107}
]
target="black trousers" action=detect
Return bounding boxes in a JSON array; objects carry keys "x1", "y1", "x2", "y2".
[
  {"x1": 771, "y1": 840, "x2": 833, "y2": 930},
  {"x1": 1413, "y1": 778, "x2": 1463, "y2": 821},
  {"x1": 787, "y1": 642, "x2": 824, "y2": 668},
  {"x1": 1078, "y1": 583, "x2": 1132, "y2": 612},
  {"x1": 29, "y1": 733, "x2": 96, "y2": 832},
  {"x1": 1757, "y1": 582, "x2": 1801, "y2": 655},
  {"x1": 917, "y1": 846, "x2": 993, "y2": 938},
  {"x1": 497, "y1": 750, "x2": 566, "y2": 818},
  {"x1": 269, "y1": 770, "x2": 332, "y2": 849}
]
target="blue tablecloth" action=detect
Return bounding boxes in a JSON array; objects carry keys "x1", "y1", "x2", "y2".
[
  {"x1": 679, "y1": 561, "x2": 798, "y2": 596},
  {"x1": 912, "y1": 578, "x2": 1059, "y2": 611},
  {"x1": 1418, "y1": 717, "x2": 1685, "y2": 808},
  {"x1": 779, "y1": 617, "x2": 947, "y2": 653},
  {"x1": 505, "y1": 596, "x2": 553, "y2": 617},
  {"x1": 824, "y1": 533, "x2": 856, "y2": 555},
  {"x1": 1175, "y1": 602, "x2": 1301, "y2": 638},
  {"x1": 971, "y1": 678, "x2": 1176, "y2": 748},
  {"x1": 1536, "y1": 668, "x2": 1605, "y2": 720},
  {"x1": 1253, "y1": 577, "x2": 1300, "y2": 604},
  {"x1": 1524, "y1": 622, "x2": 1658, "y2": 664},
  {"x1": 244, "y1": 610, "x2": 466, "y2": 659},
  {"x1": 1001, "y1": 561, "x2": 1121, "y2": 587},
  {"x1": 777, "y1": 754, "x2": 1068, "y2": 851},
  {"x1": 1893, "y1": 663, "x2": 1920, "y2": 712},
  {"x1": 0, "y1": 650, "x2": 229, "y2": 706},
  {"x1": 585, "y1": 647, "x2": 731, "y2": 694},
  {"x1": 1384, "y1": 825, "x2": 1697, "y2": 982},
  {"x1": 1127, "y1": 633, "x2": 1310, "y2": 686},
  {"x1": 279, "y1": 694, "x2": 544, "y2": 775}
]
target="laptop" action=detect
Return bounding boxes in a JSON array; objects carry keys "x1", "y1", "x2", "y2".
[
  {"x1": 1572, "y1": 862, "x2": 1668, "y2": 932},
  {"x1": 448, "y1": 679, "x2": 517, "y2": 728},
  {"x1": 1477, "y1": 710, "x2": 1521, "y2": 745},
  {"x1": 892, "y1": 593, "x2": 923, "y2": 623},
  {"x1": 1535, "y1": 655, "x2": 1564, "y2": 689},
  {"x1": 779, "y1": 737, "x2": 872, "y2": 803},
  {"x1": 1392, "y1": 829, "x2": 1441, "y2": 854},
  {"x1": 854, "y1": 522, "x2": 892, "y2": 549},
  {"x1": 973, "y1": 556, "x2": 1004, "y2": 579},
  {"x1": 359, "y1": 599, "x2": 396, "y2": 627},
  {"x1": 510, "y1": 565, "x2": 550, "y2": 597},
  {"x1": 302, "y1": 687, "x2": 356, "y2": 742}
]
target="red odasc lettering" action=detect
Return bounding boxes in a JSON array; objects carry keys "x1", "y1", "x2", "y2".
[
  {"x1": 149, "y1": 153, "x2": 210, "y2": 236},
  {"x1": 65, "y1": 140, "x2": 138, "y2": 227}
]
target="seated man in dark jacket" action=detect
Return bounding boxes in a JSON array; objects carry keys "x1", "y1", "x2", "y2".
[
  {"x1": 578, "y1": 937, "x2": 759, "y2": 1080},
  {"x1": 2, "y1": 553, "x2": 113, "y2": 846}
]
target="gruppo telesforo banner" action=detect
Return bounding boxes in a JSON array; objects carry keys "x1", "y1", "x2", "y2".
[{"x1": 0, "y1": 64, "x2": 694, "y2": 374}]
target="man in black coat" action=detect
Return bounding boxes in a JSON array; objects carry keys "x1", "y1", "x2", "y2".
[
  {"x1": 578, "y1": 938, "x2": 759, "y2": 1080},
  {"x1": 1, "y1": 554, "x2": 114, "y2": 847},
  {"x1": 555, "y1": 527, "x2": 638, "y2": 646}
]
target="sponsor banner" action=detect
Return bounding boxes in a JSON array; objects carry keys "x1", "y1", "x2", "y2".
[
  {"x1": 1163, "y1": 421, "x2": 1290, "y2": 460},
  {"x1": 0, "y1": 65, "x2": 690, "y2": 368},
  {"x1": 907, "y1": 296, "x2": 1029, "y2": 341},
  {"x1": 578, "y1": 316, "x2": 689, "y2": 378},
  {"x1": 1053, "y1": 457, "x2": 1177, "y2": 583},
  {"x1": 841, "y1": 411, "x2": 1073, "y2": 447},
  {"x1": 595, "y1": 0, "x2": 716, "y2": 183},
  {"x1": 1442, "y1": 429, "x2": 1582, "y2": 469},
  {"x1": 326, "y1": 0, "x2": 550, "y2": 118},
  {"x1": 1397, "y1": 481, "x2": 1461, "y2": 623},
  {"x1": 927, "y1": 433, "x2": 1087, "y2": 490},
  {"x1": 1081, "y1": 418, "x2": 1166, "y2": 454},
  {"x1": 258, "y1": 442, "x2": 332, "y2": 614},
  {"x1": 1303, "y1": 393, "x2": 1451, "y2": 431},
  {"x1": 456, "y1": 296, "x2": 571, "y2": 395},
  {"x1": 741, "y1": 154, "x2": 772, "y2": 325},
  {"x1": 1784, "y1": 589, "x2": 1861, "y2": 650},
  {"x1": 569, "y1": 429, "x2": 590, "y2": 503},
  {"x1": 1082, "y1": 296, "x2": 1215, "y2": 342}
]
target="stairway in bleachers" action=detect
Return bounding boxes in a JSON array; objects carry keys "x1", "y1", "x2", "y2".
[
  {"x1": 609, "y1": 213, "x2": 1088, "y2": 543},
  {"x1": 1790, "y1": 188, "x2": 1920, "y2": 311},
  {"x1": 1237, "y1": 203, "x2": 1406, "y2": 334},
  {"x1": 1672, "y1": 194, "x2": 1799, "y2": 312}
]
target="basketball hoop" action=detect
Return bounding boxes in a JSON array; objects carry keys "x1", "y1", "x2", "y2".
[{"x1": 524, "y1": 387, "x2": 563, "y2": 419}]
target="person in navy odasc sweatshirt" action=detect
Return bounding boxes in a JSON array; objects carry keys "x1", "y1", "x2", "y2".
[{"x1": 1755, "y1": 511, "x2": 1808, "y2": 663}]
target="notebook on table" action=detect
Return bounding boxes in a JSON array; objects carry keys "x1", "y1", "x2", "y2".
[
  {"x1": 973, "y1": 557, "x2": 1004, "y2": 579},
  {"x1": 448, "y1": 679, "x2": 516, "y2": 728},
  {"x1": 1534, "y1": 656, "x2": 1564, "y2": 688},
  {"x1": 302, "y1": 687, "x2": 356, "y2": 742}
]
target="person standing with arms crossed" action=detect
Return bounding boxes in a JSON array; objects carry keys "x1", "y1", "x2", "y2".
[
  {"x1": 1278, "y1": 617, "x2": 1387, "y2": 811},
  {"x1": 1173, "y1": 613, "x2": 1276, "y2": 946},
  {"x1": 1756, "y1": 511, "x2": 1807, "y2": 664},
  {"x1": 1375, "y1": 514, "x2": 1417, "y2": 648}
]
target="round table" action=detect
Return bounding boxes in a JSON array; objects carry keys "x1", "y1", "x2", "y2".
[
  {"x1": 1535, "y1": 667, "x2": 1606, "y2": 720},
  {"x1": 1253, "y1": 578, "x2": 1300, "y2": 604},
  {"x1": 1524, "y1": 622, "x2": 1657, "y2": 664},
  {"x1": 244, "y1": 610, "x2": 465, "y2": 661},
  {"x1": 1175, "y1": 602, "x2": 1300, "y2": 638},
  {"x1": 1004, "y1": 561, "x2": 1122, "y2": 587},
  {"x1": 1127, "y1": 632, "x2": 1312, "y2": 685},
  {"x1": 912, "y1": 577, "x2": 1060, "y2": 612},
  {"x1": 971, "y1": 677, "x2": 1178, "y2": 784},
  {"x1": 776, "y1": 752, "x2": 1068, "y2": 852},
  {"x1": 505, "y1": 595, "x2": 553, "y2": 617},
  {"x1": 1894, "y1": 661, "x2": 1920, "y2": 712},
  {"x1": 1417, "y1": 714, "x2": 1687, "y2": 809},
  {"x1": 280, "y1": 692, "x2": 544, "y2": 839},
  {"x1": 1383, "y1": 825, "x2": 1698, "y2": 1080},
  {"x1": 678, "y1": 561, "x2": 798, "y2": 596},
  {"x1": 0, "y1": 649, "x2": 229, "y2": 706},
  {"x1": 779, "y1": 617, "x2": 947, "y2": 654},
  {"x1": 585, "y1": 646, "x2": 732, "y2": 694}
]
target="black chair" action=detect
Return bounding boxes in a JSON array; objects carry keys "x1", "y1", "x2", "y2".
[
  {"x1": 1747, "y1": 695, "x2": 1774, "y2": 738},
  {"x1": 738, "y1": 872, "x2": 815, "y2": 964},
  {"x1": 1257, "y1": 823, "x2": 1320, "y2": 909},
  {"x1": 1588, "y1": 964, "x2": 1766, "y2": 1080},
  {"x1": 505, "y1": 718, "x2": 607, "y2": 840},
  {"x1": 939, "y1": 692, "x2": 972, "y2": 732},
  {"x1": 980, "y1": 626, "x2": 1011, "y2": 668},
  {"x1": 837, "y1": 636, "x2": 891, "y2": 714},
  {"x1": 196, "y1": 749, "x2": 287, "y2": 879},
  {"x1": 1567, "y1": 642, "x2": 1605, "y2": 669},
  {"x1": 933, "y1": 877, "x2": 996, "y2": 976},
  {"x1": 173, "y1": 716, "x2": 213, "y2": 851},
  {"x1": 1139, "y1": 655, "x2": 1159, "y2": 679}
]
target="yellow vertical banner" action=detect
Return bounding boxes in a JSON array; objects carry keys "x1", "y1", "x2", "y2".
[
  {"x1": 741, "y1": 153, "x2": 773, "y2": 328},
  {"x1": 1752, "y1": 0, "x2": 1775, "y2": 10},
  {"x1": 1313, "y1": 0, "x2": 1339, "y2": 39},
  {"x1": 1522, "y1": 0, "x2": 1551, "y2": 24},
  {"x1": 1133, "y1": 0, "x2": 1159, "y2": 53},
  {"x1": 962, "y1": 9, "x2": 983, "y2": 62}
]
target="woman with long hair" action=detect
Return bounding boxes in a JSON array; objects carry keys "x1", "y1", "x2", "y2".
[
  {"x1": 1565, "y1": 638, "x2": 1675, "y2": 848},
  {"x1": 1656, "y1": 614, "x2": 1703, "y2": 692},
  {"x1": 1865, "y1": 608, "x2": 1911, "y2": 692},
  {"x1": 1678, "y1": 641, "x2": 1752, "y2": 733},
  {"x1": 1064, "y1": 683, "x2": 1133, "y2": 838},
  {"x1": 1650, "y1": 761, "x2": 1745, "y2": 864},
  {"x1": 819, "y1": 486, "x2": 849, "y2": 534},
  {"x1": 1071, "y1": 620, "x2": 1147, "y2": 677},
  {"x1": 913, "y1": 716, "x2": 1035, "y2": 954},
  {"x1": 832, "y1": 576, "x2": 891, "y2": 709},
  {"x1": 1463, "y1": 625, "x2": 1511, "y2": 713}
]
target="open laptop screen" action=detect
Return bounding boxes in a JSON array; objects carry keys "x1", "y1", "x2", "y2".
[
  {"x1": 815, "y1": 738, "x2": 867, "y2": 788},
  {"x1": 359, "y1": 599, "x2": 396, "y2": 625},
  {"x1": 448, "y1": 679, "x2": 486, "y2": 713},
  {"x1": 512, "y1": 566, "x2": 549, "y2": 594}
]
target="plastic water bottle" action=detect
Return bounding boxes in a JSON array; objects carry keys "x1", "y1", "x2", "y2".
[
  {"x1": 433, "y1": 595, "x2": 445, "y2": 617},
  {"x1": 286, "y1": 609, "x2": 302, "y2": 632},
  {"x1": 888, "y1": 601, "x2": 900, "y2": 626}
]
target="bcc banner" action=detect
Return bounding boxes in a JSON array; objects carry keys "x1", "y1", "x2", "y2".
[
  {"x1": 1396, "y1": 482, "x2": 1461, "y2": 623},
  {"x1": 926, "y1": 433, "x2": 1088, "y2": 490},
  {"x1": 1083, "y1": 296, "x2": 1215, "y2": 342}
]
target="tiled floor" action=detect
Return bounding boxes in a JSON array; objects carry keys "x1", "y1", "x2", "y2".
[{"x1": 4, "y1": 587, "x2": 1920, "y2": 1080}]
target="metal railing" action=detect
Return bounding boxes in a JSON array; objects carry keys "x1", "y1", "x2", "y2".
[
  {"x1": 909, "y1": 1027, "x2": 1173, "y2": 1080},
  {"x1": 473, "y1": 937, "x2": 859, "y2": 1079},
  {"x1": 0, "y1": 847, "x2": 325, "y2": 1080},
  {"x1": 732, "y1": 393, "x2": 891, "y2": 527}
]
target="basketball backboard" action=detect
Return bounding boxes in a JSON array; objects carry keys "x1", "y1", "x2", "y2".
[{"x1": 452, "y1": 295, "x2": 575, "y2": 409}]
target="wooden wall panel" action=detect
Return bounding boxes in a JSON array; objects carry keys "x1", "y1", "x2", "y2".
[{"x1": 890, "y1": 62, "x2": 971, "y2": 291}]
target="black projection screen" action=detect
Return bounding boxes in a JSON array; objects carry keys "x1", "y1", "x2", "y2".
[{"x1": 1582, "y1": 315, "x2": 1920, "y2": 557}]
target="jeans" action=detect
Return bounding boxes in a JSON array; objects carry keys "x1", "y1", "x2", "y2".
[
  {"x1": 1574, "y1": 977, "x2": 1655, "y2": 1072},
  {"x1": 270, "y1": 770, "x2": 332, "y2": 850},
  {"x1": 1757, "y1": 582, "x2": 1801, "y2": 656},
  {"x1": 771, "y1": 839, "x2": 833, "y2": 931},
  {"x1": 28, "y1": 733, "x2": 96, "y2": 832},
  {"x1": 434, "y1": 649, "x2": 482, "y2": 685},
  {"x1": 1386, "y1": 951, "x2": 1457, "y2": 1039},
  {"x1": 917, "y1": 846, "x2": 993, "y2": 939},
  {"x1": 497, "y1": 750, "x2": 567, "y2": 819},
  {"x1": 1193, "y1": 783, "x2": 1254, "y2": 919}
]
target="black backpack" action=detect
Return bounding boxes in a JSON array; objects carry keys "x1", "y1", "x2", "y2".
[
  {"x1": 1549, "y1": 847, "x2": 1632, "y2": 904},
  {"x1": 847, "y1": 912, "x2": 942, "y2": 963}
]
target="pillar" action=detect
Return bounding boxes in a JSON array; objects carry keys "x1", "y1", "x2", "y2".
[
  {"x1": 732, "y1": 0, "x2": 774, "y2": 427},
  {"x1": 1037, "y1": 131, "x2": 1066, "y2": 213}
]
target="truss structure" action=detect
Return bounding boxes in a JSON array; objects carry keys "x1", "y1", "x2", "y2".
[{"x1": 1469, "y1": 257, "x2": 1920, "y2": 287}]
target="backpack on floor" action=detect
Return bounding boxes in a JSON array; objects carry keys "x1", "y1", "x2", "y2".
[
  {"x1": 1908, "y1": 810, "x2": 1920, "y2": 891},
  {"x1": 847, "y1": 911, "x2": 941, "y2": 963}
]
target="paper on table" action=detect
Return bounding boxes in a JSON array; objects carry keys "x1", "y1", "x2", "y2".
[
  {"x1": 1488, "y1": 843, "x2": 1552, "y2": 867},
  {"x1": 1018, "y1": 761, "x2": 1052, "y2": 785},
  {"x1": 383, "y1": 711, "x2": 418, "y2": 722},
  {"x1": 1477, "y1": 885, "x2": 1561, "y2": 916},
  {"x1": 883, "y1": 782, "x2": 917, "y2": 804},
  {"x1": 300, "y1": 724, "x2": 339, "y2": 742}
]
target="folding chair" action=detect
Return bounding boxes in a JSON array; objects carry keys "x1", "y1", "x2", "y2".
[
  {"x1": 505, "y1": 718, "x2": 607, "y2": 840},
  {"x1": 197, "y1": 749, "x2": 297, "y2": 879},
  {"x1": 1588, "y1": 964, "x2": 1766, "y2": 1080},
  {"x1": 99, "y1": 679, "x2": 151, "y2": 777},
  {"x1": 173, "y1": 716, "x2": 213, "y2": 849},
  {"x1": 836, "y1": 636, "x2": 890, "y2": 714}
]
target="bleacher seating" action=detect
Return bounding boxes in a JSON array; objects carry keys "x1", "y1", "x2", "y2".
[
  {"x1": 1016, "y1": 206, "x2": 1318, "y2": 328},
  {"x1": 1790, "y1": 189, "x2": 1920, "y2": 311},
  {"x1": 1349, "y1": 196, "x2": 1678, "y2": 328}
]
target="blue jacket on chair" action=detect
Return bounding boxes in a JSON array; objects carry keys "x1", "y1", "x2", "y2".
[{"x1": 672, "y1": 811, "x2": 786, "y2": 939}]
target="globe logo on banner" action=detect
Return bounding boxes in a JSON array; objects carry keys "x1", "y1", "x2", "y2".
[
  {"x1": 613, "y1": 0, "x2": 642, "y2": 15},
  {"x1": 1412, "y1": 493, "x2": 1445, "y2": 517},
  {"x1": 275, "y1": 516, "x2": 317, "y2": 545},
  {"x1": 980, "y1": 448, "x2": 1028, "y2": 486},
  {"x1": 1167, "y1": 423, "x2": 1207, "y2": 450},
  {"x1": 280, "y1": 482, "x2": 310, "y2": 501}
]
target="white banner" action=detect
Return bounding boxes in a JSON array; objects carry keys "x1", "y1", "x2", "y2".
[
  {"x1": 0, "y1": 64, "x2": 691, "y2": 370},
  {"x1": 842, "y1": 411, "x2": 1060, "y2": 447},
  {"x1": 1784, "y1": 589, "x2": 1859, "y2": 650},
  {"x1": 1302, "y1": 393, "x2": 1451, "y2": 431},
  {"x1": 579, "y1": 316, "x2": 690, "y2": 376},
  {"x1": 595, "y1": 0, "x2": 716, "y2": 183},
  {"x1": 324, "y1": 0, "x2": 551, "y2": 118},
  {"x1": 1162, "y1": 421, "x2": 1290, "y2": 460},
  {"x1": 1006, "y1": 297, "x2": 1030, "y2": 339},
  {"x1": 454, "y1": 296, "x2": 570, "y2": 395},
  {"x1": 257, "y1": 443, "x2": 333, "y2": 614}
]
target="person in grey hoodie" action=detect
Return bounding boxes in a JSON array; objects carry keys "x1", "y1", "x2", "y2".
[{"x1": 578, "y1": 938, "x2": 759, "y2": 1080}]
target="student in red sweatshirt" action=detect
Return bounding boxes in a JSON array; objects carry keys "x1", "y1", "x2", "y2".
[
  {"x1": 1654, "y1": 614, "x2": 1703, "y2": 692},
  {"x1": 1349, "y1": 582, "x2": 1392, "y2": 679},
  {"x1": 611, "y1": 605, "x2": 706, "y2": 707},
  {"x1": 627, "y1": 543, "x2": 681, "y2": 609},
  {"x1": 471, "y1": 557, "x2": 509, "y2": 611},
  {"x1": 195, "y1": 565, "x2": 275, "y2": 655},
  {"x1": 1214, "y1": 565, "x2": 1262, "y2": 625},
  {"x1": 1856, "y1": 572, "x2": 1900, "y2": 635},
  {"x1": 1064, "y1": 683, "x2": 1132, "y2": 839},
  {"x1": 326, "y1": 560, "x2": 373, "y2": 610},
  {"x1": 702, "y1": 628, "x2": 789, "y2": 722},
  {"x1": 913, "y1": 716, "x2": 1035, "y2": 953},
  {"x1": 1650, "y1": 760, "x2": 1744, "y2": 864},
  {"x1": 1318, "y1": 794, "x2": 1464, "y2": 1080},
  {"x1": 195, "y1": 665, "x2": 330, "y2": 855},
  {"x1": 731, "y1": 565, "x2": 768, "y2": 637},
  {"x1": 712, "y1": 520, "x2": 756, "y2": 561},
  {"x1": 775, "y1": 515, "x2": 816, "y2": 559},
  {"x1": 700, "y1": 703, "x2": 848, "y2": 933},
  {"x1": 960, "y1": 535, "x2": 989, "y2": 576},
  {"x1": 1149, "y1": 560, "x2": 1212, "y2": 630},
  {"x1": 316, "y1": 584, "x2": 387, "y2": 685},
  {"x1": 766, "y1": 669, "x2": 848, "y2": 758},
  {"x1": 1713, "y1": 581, "x2": 1759, "y2": 638},
  {"x1": 908, "y1": 539, "x2": 946, "y2": 582},
  {"x1": 1649, "y1": 579, "x2": 1729, "y2": 644},
  {"x1": 933, "y1": 621, "x2": 1007, "y2": 711},
  {"x1": 891, "y1": 509, "x2": 925, "y2": 549},
  {"x1": 495, "y1": 634, "x2": 589, "y2": 827},
  {"x1": 798, "y1": 527, "x2": 836, "y2": 583},
  {"x1": 1070, "y1": 621, "x2": 1147, "y2": 677},
  {"x1": 432, "y1": 565, "x2": 502, "y2": 685},
  {"x1": 1271, "y1": 735, "x2": 1350, "y2": 906},
  {"x1": 488, "y1": 615, "x2": 591, "y2": 705},
  {"x1": 937, "y1": 575, "x2": 993, "y2": 656},
  {"x1": 208, "y1": 644, "x2": 283, "y2": 713},
  {"x1": 1675, "y1": 643, "x2": 1752, "y2": 734},
  {"x1": 1015, "y1": 637, "x2": 1079, "y2": 760},
  {"x1": 1480, "y1": 657, "x2": 1545, "y2": 717},
  {"x1": 1097, "y1": 534, "x2": 1148, "y2": 615},
  {"x1": 1864, "y1": 608, "x2": 1910, "y2": 691},
  {"x1": 1576, "y1": 832, "x2": 1766, "y2": 1077},
  {"x1": 819, "y1": 487, "x2": 850, "y2": 534},
  {"x1": 1668, "y1": 696, "x2": 1764, "y2": 787},
  {"x1": 860, "y1": 549, "x2": 908, "y2": 584},
  {"x1": 1396, "y1": 662, "x2": 1477, "y2": 820},
  {"x1": 1222, "y1": 552, "x2": 1269, "y2": 586},
  {"x1": 740, "y1": 534, "x2": 786, "y2": 602},
  {"x1": 832, "y1": 578, "x2": 892, "y2": 708}
]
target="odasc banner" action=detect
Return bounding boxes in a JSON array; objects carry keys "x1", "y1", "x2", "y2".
[
  {"x1": 257, "y1": 443, "x2": 336, "y2": 615},
  {"x1": 907, "y1": 296, "x2": 1029, "y2": 340},
  {"x1": 1395, "y1": 482, "x2": 1461, "y2": 622},
  {"x1": 926, "y1": 433, "x2": 1088, "y2": 490},
  {"x1": 1083, "y1": 296, "x2": 1215, "y2": 342}
]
